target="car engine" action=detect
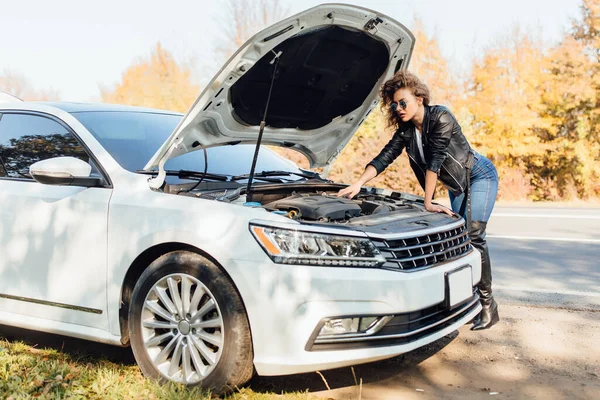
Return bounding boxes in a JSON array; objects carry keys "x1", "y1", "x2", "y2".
[
  {"x1": 176, "y1": 181, "x2": 443, "y2": 225},
  {"x1": 262, "y1": 192, "x2": 419, "y2": 222}
]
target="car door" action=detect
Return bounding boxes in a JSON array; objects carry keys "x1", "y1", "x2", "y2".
[{"x1": 0, "y1": 112, "x2": 111, "y2": 330}]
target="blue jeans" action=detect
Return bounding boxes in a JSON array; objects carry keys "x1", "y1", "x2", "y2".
[{"x1": 448, "y1": 153, "x2": 498, "y2": 222}]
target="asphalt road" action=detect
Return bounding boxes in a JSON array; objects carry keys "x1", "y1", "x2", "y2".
[{"x1": 486, "y1": 206, "x2": 600, "y2": 310}]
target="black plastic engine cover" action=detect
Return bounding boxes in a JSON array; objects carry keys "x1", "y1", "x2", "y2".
[{"x1": 265, "y1": 194, "x2": 361, "y2": 221}]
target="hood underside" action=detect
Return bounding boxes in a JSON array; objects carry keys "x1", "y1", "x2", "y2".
[
  {"x1": 230, "y1": 25, "x2": 389, "y2": 130},
  {"x1": 145, "y1": 4, "x2": 415, "y2": 174}
]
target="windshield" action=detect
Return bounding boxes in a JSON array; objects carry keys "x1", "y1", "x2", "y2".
[{"x1": 72, "y1": 111, "x2": 302, "y2": 177}]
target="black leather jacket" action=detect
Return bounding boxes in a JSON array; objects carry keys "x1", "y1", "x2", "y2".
[{"x1": 368, "y1": 105, "x2": 473, "y2": 196}]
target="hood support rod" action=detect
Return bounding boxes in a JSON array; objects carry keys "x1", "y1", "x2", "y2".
[{"x1": 246, "y1": 50, "x2": 282, "y2": 202}]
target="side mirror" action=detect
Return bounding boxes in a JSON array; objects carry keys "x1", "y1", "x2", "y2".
[{"x1": 29, "y1": 157, "x2": 104, "y2": 187}]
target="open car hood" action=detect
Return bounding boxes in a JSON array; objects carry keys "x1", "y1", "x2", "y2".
[{"x1": 144, "y1": 3, "x2": 414, "y2": 181}]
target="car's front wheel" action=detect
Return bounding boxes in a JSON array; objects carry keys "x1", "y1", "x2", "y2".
[{"x1": 128, "y1": 251, "x2": 253, "y2": 393}]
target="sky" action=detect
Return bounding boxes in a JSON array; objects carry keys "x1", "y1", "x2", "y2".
[{"x1": 0, "y1": 0, "x2": 582, "y2": 102}]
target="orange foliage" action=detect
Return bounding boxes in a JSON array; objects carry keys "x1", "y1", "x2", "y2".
[
  {"x1": 103, "y1": 1, "x2": 600, "y2": 201},
  {"x1": 101, "y1": 43, "x2": 199, "y2": 112}
]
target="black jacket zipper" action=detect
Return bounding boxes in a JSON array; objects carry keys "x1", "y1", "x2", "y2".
[
  {"x1": 441, "y1": 164, "x2": 464, "y2": 192},
  {"x1": 447, "y1": 152, "x2": 464, "y2": 167}
]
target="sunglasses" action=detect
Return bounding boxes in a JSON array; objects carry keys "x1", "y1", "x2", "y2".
[{"x1": 390, "y1": 100, "x2": 408, "y2": 111}]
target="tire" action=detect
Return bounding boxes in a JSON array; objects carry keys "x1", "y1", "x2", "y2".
[{"x1": 128, "y1": 250, "x2": 254, "y2": 394}]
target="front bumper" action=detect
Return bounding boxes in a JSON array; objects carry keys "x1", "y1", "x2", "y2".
[
  {"x1": 307, "y1": 292, "x2": 480, "y2": 351},
  {"x1": 225, "y1": 247, "x2": 482, "y2": 376}
]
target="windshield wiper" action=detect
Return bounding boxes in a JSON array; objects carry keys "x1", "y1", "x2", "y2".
[
  {"x1": 135, "y1": 169, "x2": 230, "y2": 181},
  {"x1": 231, "y1": 170, "x2": 323, "y2": 181}
]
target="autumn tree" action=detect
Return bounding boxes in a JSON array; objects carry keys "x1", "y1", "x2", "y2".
[
  {"x1": 457, "y1": 27, "x2": 552, "y2": 199},
  {"x1": 537, "y1": 0, "x2": 600, "y2": 198},
  {"x1": 409, "y1": 19, "x2": 459, "y2": 107},
  {"x1": 461, "y1": 0, "x2": 600, "y2": 200},
  {"x1": 0, "y1": 69, "x2": 60, "y2": 101},
  {"x1": 101, "y1": 43, "x2": 200, "y2": 112}
]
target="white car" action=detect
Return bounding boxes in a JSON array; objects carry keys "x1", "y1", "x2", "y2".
[{"x1": 0, "y1": 3, "x2": 481, "y2": 393}]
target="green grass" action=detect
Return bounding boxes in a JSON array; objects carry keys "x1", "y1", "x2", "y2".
[{"x1": 0, "y1": 337, "x2": 317, "y2": 400}]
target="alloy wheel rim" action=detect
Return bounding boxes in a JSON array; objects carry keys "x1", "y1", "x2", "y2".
[{"x1": 141, "y1": 273, "x2": 224, "y2": 384}]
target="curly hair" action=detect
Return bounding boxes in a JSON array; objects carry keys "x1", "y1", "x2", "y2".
[{"x1": 380, "y1": 70, "x2": 430, "y2": 129}]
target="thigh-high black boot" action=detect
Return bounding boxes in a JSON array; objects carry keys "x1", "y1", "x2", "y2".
[{"x1": 470, "y1": 220, "x2": 499, "y2": 330}]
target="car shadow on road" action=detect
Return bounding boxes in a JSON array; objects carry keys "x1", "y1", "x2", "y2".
[{"x1": 247, "y1": 331, "x2": 459, "y2": 393}]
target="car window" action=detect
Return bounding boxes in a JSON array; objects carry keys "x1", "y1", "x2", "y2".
[
  {"x1": 73, "y1": 111, "x2": 303, "y2": 177},
  {"x1": 0, "y1": 113, "x2": 89, "y2": 179}
]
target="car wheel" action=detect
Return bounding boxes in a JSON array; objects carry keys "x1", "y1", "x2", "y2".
[{"x1": 128, "y1": 250, "x2": 253, "y2": 393}]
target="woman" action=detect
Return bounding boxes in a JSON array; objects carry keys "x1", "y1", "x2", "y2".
[{"x1": 337, "y1": 70, "x2": 499, "y2": 330}]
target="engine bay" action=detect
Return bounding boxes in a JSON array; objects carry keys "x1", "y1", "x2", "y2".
[
  {"x1": 262, "y1": 192, "x2": 416, "y2": 222},
  {"x1": 174, "y1": 181, "x2": 426, "y2": 223},
  {"x1": 167, "y1": 179, "x2": 459, "y2": 233}
]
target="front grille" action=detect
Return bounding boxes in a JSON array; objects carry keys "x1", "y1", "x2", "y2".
[{"x1": 373, "y1": 223, "x2": 471, "y2": 271}]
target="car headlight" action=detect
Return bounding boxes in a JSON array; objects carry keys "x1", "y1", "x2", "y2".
[{"x1": 250, "y1": 224, "x2": 386, "y2": 267}]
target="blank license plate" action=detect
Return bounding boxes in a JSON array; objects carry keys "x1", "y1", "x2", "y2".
[{"x1": 446, "y1": 266, "x2": 473, "y2": 308}]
